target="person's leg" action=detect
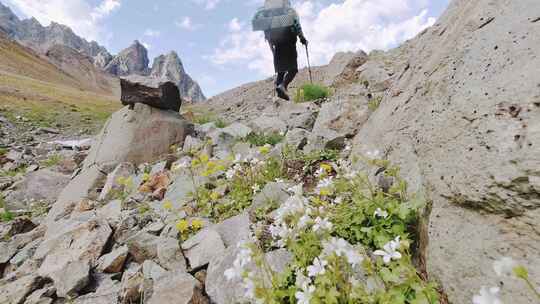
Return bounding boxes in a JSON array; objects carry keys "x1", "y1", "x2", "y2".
[
  {"x1": 276, "y1": 72, "x2": 285, "y2": 87},
  {"x1": 283, "y1": 68, "x2": 298, "y2": 90}
]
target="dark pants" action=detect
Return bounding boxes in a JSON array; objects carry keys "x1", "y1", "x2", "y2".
[
  {"x1": 272, "y1": 40, "x2": 298, "y2": 90},
  {"x1": 276, "y1": 69, "x2": 298, "y2": 90}
]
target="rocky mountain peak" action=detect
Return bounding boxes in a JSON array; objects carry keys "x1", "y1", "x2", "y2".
[{"x1": 104, "y1": 40, "x2": 150, "y2": 76}]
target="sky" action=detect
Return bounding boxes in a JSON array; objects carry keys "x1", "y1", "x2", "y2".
[{"x1": 4, "y1": 0, "x2": 450, "y2": 97}]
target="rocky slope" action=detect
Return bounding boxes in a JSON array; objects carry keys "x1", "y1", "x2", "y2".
[
  {"x1": 0, "y1": 0, "x2": 538, "y2": 303},
  {"x1": 104, "y1": 40, "x2": 149, "y2": 77}
]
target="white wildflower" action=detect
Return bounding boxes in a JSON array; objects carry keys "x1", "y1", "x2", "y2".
[
  {"x1": 295, "y1": 284, "x2": 315, "y2": 304},
  {"x1": 473, "y1": 287, "x2": 503, "y2": 304},
  {"x1": 344, "y1": 144, "x2": 352, "y2": 152},
  {"x1": 345, "y1": 249, "x2": 364, "y2": 267},
  {"x1": 315, "y1": 167, "x2": 325, "y2": 177},
  {"x1": 307, "y1": 258, "x2": 328, "y2": 277},
  {"x1": 275, "y1": 178, "x2": 285, "y2": 183},
  {"x1": 334, "y1": 196, "x2": 343, "y2": 204},
  {"x1": 298, "y1": 214, "x2": 312, "y2": 228},
  {"x1": 373, "y1": 236, "x2": 402, "y2": 264},
  {"x1": 295, "y1": 271, "x2": 311, "y2": 290},
  {"x1": 323, "y1": 237, "x2": 349, "y2": 257},
  {"x1": 316, "y1": 177, "x2": 333, "y2": 189},
  {"x1": 493, "y1": 257, "x2": 517, "y2": 277},
  {"x1": 313, "y1": 217, "x2": 333, "y2": 232},
  {"x1": 366, "y1": 150, "x2": 381, "y2": 159},
  {"x1": 252, "y1": 184, "x2": 260, "y2": 193},
  {"x1": 374, "y1": 208, "x2": 389, "y2": 219}
]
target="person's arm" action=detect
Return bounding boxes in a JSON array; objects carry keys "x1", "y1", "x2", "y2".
[{"x1": 293, "y1": 11, "x2": 308, "y2": 45}]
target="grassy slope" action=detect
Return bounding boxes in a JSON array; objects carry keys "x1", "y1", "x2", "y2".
[{"x1": 0, "y1": 34, "x2": 120, "y2": 132}]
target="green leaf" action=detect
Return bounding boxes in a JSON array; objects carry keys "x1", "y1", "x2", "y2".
[{"x1": 513, "y1": 265, "x2": 529, "y2": 280}]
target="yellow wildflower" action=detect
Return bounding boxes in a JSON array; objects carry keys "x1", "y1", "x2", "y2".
[
  {"x1": 319, "y1": 188, "x2": 331, "y2": 196},
  {"x1": 191, "y1": 219, "x2": 204, "y2": 230},
  {"x1": 142, "y1": 173, "x2": 151, "y2": 182},
  {"x1": 259, "y1": 145, "x2": 271, "y2": 155},
  {"x1": 320, "y1": 163, "x2": 333, "y2": 173},
  {"x1": 163, "y1": 200, "x2": 173, "y2": 210},
  {"x1": 199, "y1": 153, "x2": 210, "y2": 164},
  {"x1": 210, "y1": 192, "x2": 220, "y2": 201},
  {"x1": 176, "y1": 220, "x2": 189, "y2": 233}
]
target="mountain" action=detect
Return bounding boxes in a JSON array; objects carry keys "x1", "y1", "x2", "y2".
[
  {"x1": 0, "y1": 1, "x2": 206, "y2": 102},
  {"x1": 104, "y1": 40, "x2": 149, "y2": 76},
  {"x1": 0, "y1": 31, "x2": 119, "y2": 131},
  {"x1": 150, "y1": 51, "x2": 206, "y2": 102},
  {"x1": 0, "y1": 2, "x2": 110, "y2": 63}
]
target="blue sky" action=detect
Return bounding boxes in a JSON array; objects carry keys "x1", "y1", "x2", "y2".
[{"x1": 5, "y1": 0, "x2": 449, "y2": 97}]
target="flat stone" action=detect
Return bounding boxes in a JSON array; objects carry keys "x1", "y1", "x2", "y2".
[
  {"x1": 157, "y1": 237, "x2": 187, "y2": 271},
  {"x1": 147, "y1": 271, "x2": 205, "y2": 304},
  {"x1": 212, "y1": 213, "x2": 251, "y2": 248},
  {"x1": 97, "y1": 246, "x2": 129, "y2": 273},
  {"x1": 125, "y1": 231, "x2": 161, "y2": 263},
  {"x1": 50, "y1": 260, "x2": 90, "y2": 298},
  {"x1": 181, "y1": 229, "x2": 225, "y2": 270}
]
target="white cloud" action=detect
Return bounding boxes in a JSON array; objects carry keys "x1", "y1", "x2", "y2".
[
  {"x1": 143, "y1": 29, "x2": 161, "y2": 37},
  {"x1": 191, "y1": 0, "x2": 221, "y2": 10},
  {"x1": 141, "y1": 41, "x2": 151, "y2": 50},
  {"x1": 175, "y1": 16, "x2": 199, "y2": 31},
  {"x1": 228, "y1": 18, "x2": 243, "y2": 32},
  {"x1": 209, "y1": 0, "x2": 436, "y2": 76},
  {"x1": 5, "y1": 0, "x2": 121, "y2": 43}
]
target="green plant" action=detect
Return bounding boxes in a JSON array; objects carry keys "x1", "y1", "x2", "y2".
[
  {"x1": 215, "y1": 118, "x2": 228, "y2": 128},
  {"x1": 294, "y1": 84, "x2": 330, "y2": 103},
  {"x1": 244, "y1": 132, "x2": 284, "y2": 147},
  {"x1": 41, "y1": 154, "x2": 63, "y2": 167},
  {"x1": 368, "y1": 95, "x2": 383, "y2": 111},
  {"x1": 0, "y1": 209, "x2": 14, "y2": 222}
]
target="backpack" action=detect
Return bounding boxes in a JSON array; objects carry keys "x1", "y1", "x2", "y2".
[{"x1": 252, "y1": 0, "x2": 297, "y2": 44}]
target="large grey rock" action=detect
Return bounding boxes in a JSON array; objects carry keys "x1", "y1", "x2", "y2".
[
  {"x1": 350, "y1": 0, "x2": 540, "y2": 302},
  {"x1": 35, "y1": 215, "x2": 112, "y2": 280},
  {"x1": 181, "y1": 229, "x2": 225, "y2": 270},
  {"x1": 0, "y1": 275, "x2": 43, "y2": 304},
  {"x1": 248, "y1": 115, "x2": 287, "y2": 134},
  {"x1": 308, "y1": 95, "x2": 370, "y2": 151},
  {"x1": 157, "y1": 237, "x2": 187, "y2": 271},
  {"x1": 142, "y1": 260, "x2": 167, "y2": 281},
  {"x1": 162, "y1": 169, "x2": 207, "y2": 210},
  {"x1": 147, "y1": 271, "x2": 206, "y2": 304},
  {"x1": 278, "y1": 102, "x2": 319, "y2": 131},
  {"x1": 50, "y1": 260, "x2": 90, "y2": 298},
  {"x1": 72, "y1": 275, "x2": 120, "y2": 304},
  {"x1": 125, "y1": 231, "x2": 161, "y2": 263},
  {"x1": 46, "y1": 165, "x2": 107, "y2": 224},
  {"x1": 84, "y1": 103, "x2": 193, "y2": 170},
  {"x1": 97, "y1": 246, "x2": 129, "y2": 273},
  {"x1": 5, "y1": 169, "x2": 70, "y2": 211},
  {"x1": 284, "y1": 128, "x2": 309, "y2": 150},
  {"x1": 325, "y1": 50, "x2": 369, "y2": 86},
  {"x1": 213, "y1": 213, "x2": 251, "y2": 248}
]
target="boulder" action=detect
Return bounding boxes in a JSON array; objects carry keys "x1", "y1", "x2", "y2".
[
  {"x1": 46, "y1": 165, "x2": 107, "y2": 224},
  {"x1": 349, "y1": 0, "x2": 540, "y2": 302},
  {"x1": 5, "y1": 169, "x2": 70, "y2": 211},
  {"x1": 120, "y1": 78, "x2": 182, "y2": 112},
  {"x1": 162, "y1": 169, "x2": 207, "y2": 210},
  {"x1": 212, "y1": 213, "x2": 251, "y2": 248},
  {"x1": 325, "y1": 50, "x2": 369, "y2": 86},
  {"x1": 157, "y1": 237, "x2": 187, "y2": 271},
  {"x1": 183, "y1": 135, "x2": 204, "y2": 152},
  {"x1": 278, "y1": 102, "x2": 319, "y2": 131},
  {"x1": 181, "y1": 229, "x2": 225, "y2": 270},
  {"x1": 308, "y1": 96, "x2": 370, "y2": 151},
  {"x1": 0, "y1": 275, "x2": 43, "y2": 304},
  {"x1": 35, "y1": 216, "x2": 112, "y2": 280},
  {"x1": 142, "y1": 260, "x2": 167, "y2": 281},
  {"x1": 83, "y1": 103, "x2": 193, "y2": 170},
  {"x1": 72, "y1": 275, "x2": 120, "y2": 304},
  {"x1": 125, "y1": 231, "x2": 161, "y2": 263},
  {"x1": 248, "y1": 116, "x2": 287, "y2": 134},
  {"x1": 284, "y1": 128, "x2": 309, "y2": 150},
  {"x1": 50, "y1": 260, "x2": 90, "y2": 298},
  {"x1": 97, "y1": 246, "x2": 129, "y2": 273},
  {"x1": 147, "y1": 271, "x2": 206, "y2": 304}
]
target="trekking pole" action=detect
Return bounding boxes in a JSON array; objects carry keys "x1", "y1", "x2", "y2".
[{"x1": 305, "y1": 44, "x2": 313, "y2": 84}]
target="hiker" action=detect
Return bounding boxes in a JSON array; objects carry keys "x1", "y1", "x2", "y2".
[{"x1": 252, "y1": 0, "x2": 308, "y2": 100}]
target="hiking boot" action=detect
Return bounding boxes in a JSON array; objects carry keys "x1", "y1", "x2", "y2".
[{"x1": 276, "y1": 84, "x2": 290, "y2": 101}]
